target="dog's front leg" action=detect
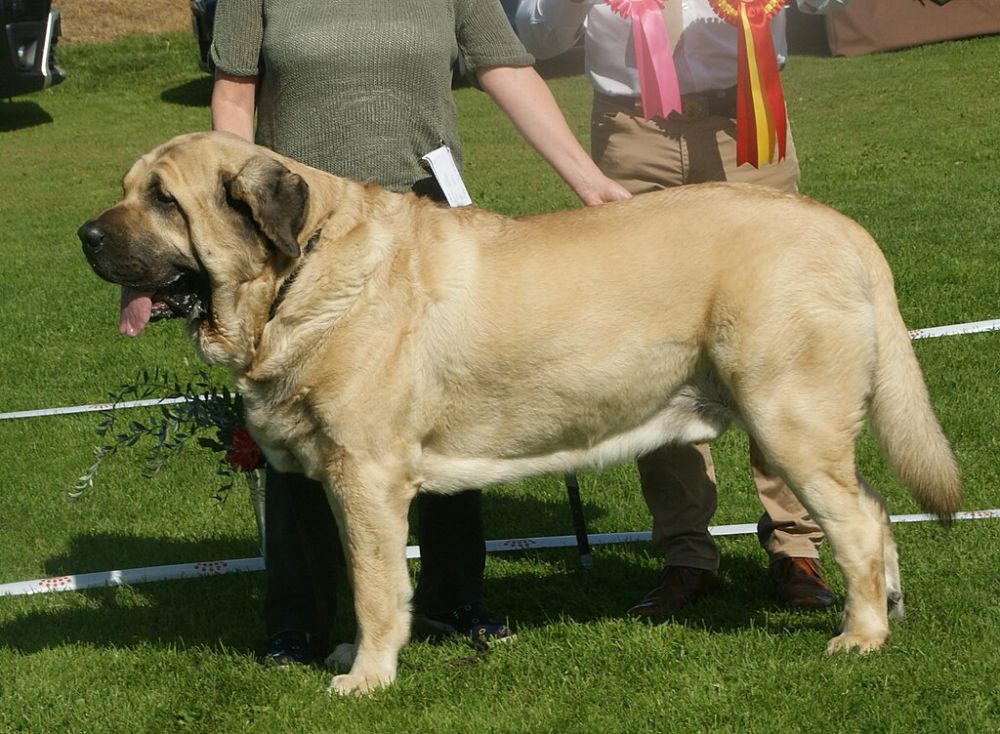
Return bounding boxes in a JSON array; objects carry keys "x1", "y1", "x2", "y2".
[{"x1": 321, "y1": 455, "x2": 415, "y2": 696}]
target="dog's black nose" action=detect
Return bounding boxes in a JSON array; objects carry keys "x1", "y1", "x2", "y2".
[{"x1": 78, "y1": 221, "x2": 105, "y2": 254}]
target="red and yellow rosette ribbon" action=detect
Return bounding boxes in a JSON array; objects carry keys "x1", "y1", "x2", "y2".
[
  {"x1": 710, "y1": 0, "x2": 786, "y2": 167},
  {"x1": 607, "y1": 0, "x2": 682, "y2": 120}
]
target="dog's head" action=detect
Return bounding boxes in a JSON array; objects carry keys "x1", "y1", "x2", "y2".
[{"x1": 79, "y1": 131, "x2": 310, "y2": 358}]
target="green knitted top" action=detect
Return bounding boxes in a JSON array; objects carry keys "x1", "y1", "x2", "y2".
[{"x1": 210, "y1": 0, "x2": 534, "y2": 192}]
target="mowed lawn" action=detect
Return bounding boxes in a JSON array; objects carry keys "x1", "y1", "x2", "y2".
[{"x1": 0, "y1": 29, "x2": 998, "y2": 734}]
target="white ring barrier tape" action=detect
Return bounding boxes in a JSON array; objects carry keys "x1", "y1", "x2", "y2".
[
  {"x1": 0, "y1": 396, "x2": 189, "y2": 422},
  {"x1": 908, "y1": 319, "x2": 1000, "y2": 340},
  {"x1": 1, "y1": 510, "x2": 997, "y2": 598},
  {"x1": 2, "y1": 318, "x2": 997, "y2": 422}
]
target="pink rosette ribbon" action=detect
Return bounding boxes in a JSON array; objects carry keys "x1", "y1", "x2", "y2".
[{"x1": 607, "y1": 0, "x2": 682, "y2": 120}]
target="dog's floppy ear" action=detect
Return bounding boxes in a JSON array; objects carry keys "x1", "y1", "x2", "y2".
[{"x1": 226, "y1": 155, "x2": 309, "y2": 258}]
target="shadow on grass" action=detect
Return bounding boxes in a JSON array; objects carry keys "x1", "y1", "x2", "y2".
[
  {"x1": 786, "y1": 5, "x2": 834, "y2": 58},
  {"x1": 3, "y1": 535, "x2": 264, "y2": 657},
  {"x1": 41, "y1": 533, "x2": 260, "y2": 578},
  {"x1": 160, "y1": 74, "x2": 213, "y2": 108},
  {"x1": 478, "y1": 546, "x2": 840, "y2": 641},
  {"x1": 0, "y1": 496, "x2": 841, "y2": 659},
  {"x1": 0, "y1": 99, "x2": 53, "y2": 132}
]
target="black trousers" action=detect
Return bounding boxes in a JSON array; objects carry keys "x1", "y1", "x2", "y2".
[{"x1": 262, "y1": 468, "x2": 487, "y2": 655}]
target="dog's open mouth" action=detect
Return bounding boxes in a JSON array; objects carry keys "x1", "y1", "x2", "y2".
[
  {"x1": 120, "y1": 272, "x2": 210, "y2": 337},
  {"x1": 151, "y1": 290, "x2": 206, "y2": 322}
]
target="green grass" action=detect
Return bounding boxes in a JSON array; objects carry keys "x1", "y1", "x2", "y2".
[{"x1": 1, "y1": 31, "x2": 999, "y2": 733}]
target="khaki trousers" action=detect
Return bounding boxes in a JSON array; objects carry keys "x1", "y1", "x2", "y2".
[{"x1": 591, "y1": 93, "x2": 824, "y2": 571}]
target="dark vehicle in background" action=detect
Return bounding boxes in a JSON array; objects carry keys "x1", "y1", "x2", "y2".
[
  {"x1": 190, "y1": 0, "x2": 215, "y2": 72},
  {"x1": 1, "y1": 0, "x2": 64, "y2": 99}
]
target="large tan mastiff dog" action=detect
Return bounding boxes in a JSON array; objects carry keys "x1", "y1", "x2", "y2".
[{"x1": 80, "y1": 132, "x2": 960, "y2": 694}]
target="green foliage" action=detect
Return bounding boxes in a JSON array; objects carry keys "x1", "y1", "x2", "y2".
[
  {"x1": 0, "y1": 29, "x2": 998, "y2": 734},
  {"x1": 72, "y1": 368, "x2": 257, "y2": 501}
]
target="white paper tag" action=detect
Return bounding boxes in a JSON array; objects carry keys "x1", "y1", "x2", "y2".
[{"x1": 420, "y1": 145, "x2": 473, "y2": 208}]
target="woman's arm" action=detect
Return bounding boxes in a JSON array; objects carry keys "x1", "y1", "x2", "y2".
[
  {"x1": 210, "y1": 72, "x2": 258, "y2": 141},
  {"x1": 476, "y1": 65, "x2": 630, "y2": 206}
]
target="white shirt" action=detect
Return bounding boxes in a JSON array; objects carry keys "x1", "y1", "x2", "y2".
[{"x1": 516, "y1": 0, "x2": 848, "y2": 97}]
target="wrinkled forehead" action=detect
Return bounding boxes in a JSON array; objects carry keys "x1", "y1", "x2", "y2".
[
  {"x1": 121, "y1": 152, "x2": 156, "y2": 193},
  {"x1": 120, "y1": 133, "x2": 230, "y2": 194}
]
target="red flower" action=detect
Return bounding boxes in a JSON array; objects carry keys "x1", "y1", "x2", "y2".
[{"x1": 224, "y1": 426, "x2": 263, "y2": 472}]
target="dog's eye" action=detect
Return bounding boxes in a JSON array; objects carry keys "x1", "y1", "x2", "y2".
[
  {"x1": 156, "y1": 190, "x2": 176, "y2": 207},
  {"x1": 149, "y1": 180, "x2": 176, "y2": 208}
]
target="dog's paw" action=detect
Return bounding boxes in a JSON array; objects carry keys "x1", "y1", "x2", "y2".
[
  {"x1": 324, "y1": 643, "x2": 356, "y2": 672},
  {"x1": 824, "y1": 632, "x2": 887, "y2": 655},
  {"x1": 327, "y1": 671, "x2": 393, "y2": 697}
]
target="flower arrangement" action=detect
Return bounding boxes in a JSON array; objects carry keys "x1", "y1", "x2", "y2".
[{"x1": 74, "y1": 368, "x2": 264, "y2": 502}]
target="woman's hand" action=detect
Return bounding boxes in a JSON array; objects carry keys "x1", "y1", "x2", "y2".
[{"x1": 575, "y1": 176, "x2": 632, "y2": 206}]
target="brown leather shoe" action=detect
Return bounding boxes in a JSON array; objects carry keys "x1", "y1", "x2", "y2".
[
  {"x1": 626, "y1": 566, "x2": 721, "y2": 618},
  {"x1": 769, "y1": 557, "x2": 836, "y2": 609}
]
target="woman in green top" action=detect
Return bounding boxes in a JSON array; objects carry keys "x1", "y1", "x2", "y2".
[{"x1": 210, "y1": 0, "x2": 629, "y2": 667}]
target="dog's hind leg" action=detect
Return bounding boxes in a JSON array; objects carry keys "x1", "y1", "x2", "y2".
[
  {"x1": 726, "y1": 296, "x2": 898, "y2": 652},
  {"x1": 321, "y1": 454, "x2": 416, "y2": 696},
  {"x1": 806, "y1": 474, "x2": 890, "y2": 654},
  {"x1": 764, "y1": 441, "x2": 890, "y2": 652},
  {"x1": 857, "y1": 473, "x2": 904, "y2": 620},
  {"x1": 737, "y1": 383, "x2": 891, "y2": 653}
]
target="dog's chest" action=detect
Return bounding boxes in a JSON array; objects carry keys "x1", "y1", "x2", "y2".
[{"x1": 238, "y1": 380, "x2": 326, "y2": 477}]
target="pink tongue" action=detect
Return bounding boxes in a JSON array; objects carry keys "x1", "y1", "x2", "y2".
[{"x1": 119, "y1": 287, "x2": 153, "y2": 337}]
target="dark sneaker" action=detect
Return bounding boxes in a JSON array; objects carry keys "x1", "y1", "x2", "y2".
[
  {"x1": 260, "y1": 630, "x2": 314, "y2": 667},
  {"x1": 418, "y1": 603, "x2": 516, "y2": 644}
]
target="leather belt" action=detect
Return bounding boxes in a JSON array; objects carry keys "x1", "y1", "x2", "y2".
[{"x1": 596, "y1": 87, "x2": 738, "y2": 121}]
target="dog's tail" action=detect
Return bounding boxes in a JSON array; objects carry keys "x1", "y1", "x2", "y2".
[{"x1": 866, "y1": 250, "x2": 962, "y2": 519}]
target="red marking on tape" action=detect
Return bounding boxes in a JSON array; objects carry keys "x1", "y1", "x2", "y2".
[{"x1": 37, "y1": 576, "x2": 73, "y2": 590}]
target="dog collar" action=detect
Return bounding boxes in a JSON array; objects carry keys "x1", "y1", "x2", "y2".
[{"x1": 267, "y1": 228, "x2": 323, "y2": 322}]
